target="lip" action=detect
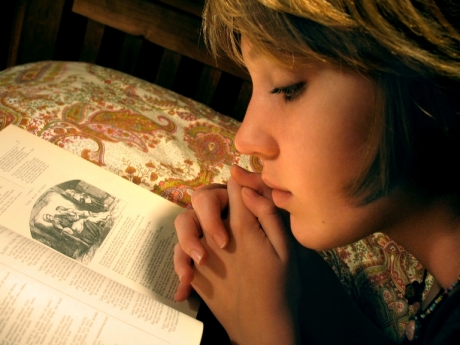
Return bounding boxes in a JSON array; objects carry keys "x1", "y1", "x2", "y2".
[
  {"x1": 271, "y1": 188, "x2": 292, "y2": 208},
  {"x1": 262, "y1": 177, "x2": 292, "y2": 208}
]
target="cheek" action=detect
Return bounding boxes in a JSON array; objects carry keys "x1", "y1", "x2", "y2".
[
  {"x1": 285, "y1": 116, "x2": 373, "y2": 195},
  {"x1": 288, "y1": 209, "x2": 360, "y2": 251},
  {"x1": 319, "y1": 107, "x2": 375, "y2": 185}
]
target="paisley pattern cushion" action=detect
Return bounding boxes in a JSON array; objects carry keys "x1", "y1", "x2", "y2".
[{"x1": 0, "y1": 61, "x2": 427, "y2": 342}]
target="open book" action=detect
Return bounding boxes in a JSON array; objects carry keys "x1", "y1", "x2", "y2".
[{"x1": 0, "y1": 125, "x2": 202, "y2": 344}]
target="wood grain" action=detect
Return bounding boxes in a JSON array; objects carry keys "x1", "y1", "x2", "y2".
[{"x1": 72, "y1": 0, "x2": 249, "y2": 81}]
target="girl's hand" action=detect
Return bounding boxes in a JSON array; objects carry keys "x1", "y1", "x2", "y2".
[
  {"x1": 174, "y1": 182, "x2": 229, "y2": 301},
  {"x1": 191, "y1": 175, "x2": 301, "y2": 344},
  {"x1": 174, "y1": 165, "x2": 272, "y2": 301}
]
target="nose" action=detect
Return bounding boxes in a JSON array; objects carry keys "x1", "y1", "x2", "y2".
[{"x1": 235, "y1": 93, "x2": 279, "y2": 160}]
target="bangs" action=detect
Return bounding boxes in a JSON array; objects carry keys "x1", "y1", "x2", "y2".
[{"x1": 203, "y1": 0, "x2": 460, "y2": 78}]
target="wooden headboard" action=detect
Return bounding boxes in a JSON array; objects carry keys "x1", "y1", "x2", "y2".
[{"x1": 2, "y1": 0, "x2": 251, "y2": 121}]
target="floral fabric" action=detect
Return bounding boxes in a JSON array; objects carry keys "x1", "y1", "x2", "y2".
[{"x1": 0, "y1": 61, "x2": 427, "y2": 342}]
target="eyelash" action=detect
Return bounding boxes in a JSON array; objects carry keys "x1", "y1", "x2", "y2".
[{"x1": 271, "y1": 82, "x2": 306, "y2": 102}]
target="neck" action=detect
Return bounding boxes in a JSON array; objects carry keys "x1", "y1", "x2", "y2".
[{"x1": 386, "y1": 194, "x2": 460, "y2": 289}]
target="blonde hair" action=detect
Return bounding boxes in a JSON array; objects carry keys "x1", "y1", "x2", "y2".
[
  {"x1": 204, "y1": 0, "x2": 460, "y2": 78},
  {"x1": 203, "y1": 0, "x2": 460, "y2": 201}
]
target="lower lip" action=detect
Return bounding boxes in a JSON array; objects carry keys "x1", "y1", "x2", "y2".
[{"x1": 271, "y1": 189, "x2": 292, "y2": 208}]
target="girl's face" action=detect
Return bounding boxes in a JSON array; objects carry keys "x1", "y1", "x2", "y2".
[{"x1": 237, "y1": 38, "x2": 407, "y2": 250}]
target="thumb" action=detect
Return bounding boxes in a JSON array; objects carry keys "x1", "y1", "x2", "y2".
[
  {"x1": 240, "y1": 185, "x2": 290, "y2": 261},
  {"x1": 231, "y1": 164, "x2": 272, "y2": 200}
]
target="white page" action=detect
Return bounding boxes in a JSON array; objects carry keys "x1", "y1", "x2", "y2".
[
  {"x1": 0, "y1": 125, "x2": 199, "y2": 316},
  {"x1": 0, "y1": 226, "x2": 203, "y2": 345}
]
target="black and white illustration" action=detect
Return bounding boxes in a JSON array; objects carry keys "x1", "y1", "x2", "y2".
[{"x1": 29, "y1": 180, "x2": 121, "y2": 263}]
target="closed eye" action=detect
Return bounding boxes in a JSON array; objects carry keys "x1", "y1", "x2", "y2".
[{"x1": 270, "y1": 82, "x2": 306, "y2": 102}]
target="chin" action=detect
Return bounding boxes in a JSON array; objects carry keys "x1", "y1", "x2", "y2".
[
  {"x1": 290, "y1": 221, "x2": 353, "y2": 251},
  {"x1": 290, "y1": 223, "x2": 325, "y2": 250}
]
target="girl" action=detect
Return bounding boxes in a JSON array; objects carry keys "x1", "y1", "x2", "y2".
[{"x1": 173, "y1": 0, "x2": 460, "y2": 344}]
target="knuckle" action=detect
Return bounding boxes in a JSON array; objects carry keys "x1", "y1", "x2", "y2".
[
  {"x1": 174, "y1": 212, "x2": 187, "y2": 227},
  {"x1": 174, "y1": 210, "x2": 195, "y2": 228},
  {"x1": 191, "y1": 184, "x2": 226, "y2": 206},
  {"x1": 250, "y1": 195, "x2": 276, "y2": 216},
  {"x1": 261, "y1": 199, "x2": 278, "y2": 215},
  {"x1": 173, "y1": 242, "x2": 182, "y2": 253},
  {"x1": 191, "y1": 188, "x2": 207, "y2": 205},
  {"x1": 174, "y1": 242, "x2": 186, "y2": 257}
]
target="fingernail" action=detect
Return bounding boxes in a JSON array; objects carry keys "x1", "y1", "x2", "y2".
[
  {"x1": 179, "y1": 273, "x2": 185, "y2": 284},
  {"x1": 190, "y1": 250, "x2": 202, "y2": 265},
  {"x1": 213, "y1": 233, "x2": 227, "y2": 248}
]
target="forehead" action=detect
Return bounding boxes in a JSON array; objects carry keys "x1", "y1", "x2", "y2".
[
  {"x1": 240, "y1": 35, "x2": 331, "y2": 72},
  {"x1": 240, "y1": 36, "x2": 260, "y2": 61},
  {"x1": 241, "y1": 36, "x2": 294, "y2": 72}
]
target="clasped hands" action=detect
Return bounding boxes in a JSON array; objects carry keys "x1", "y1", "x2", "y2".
[{"x1": 173, "y1": 165, "x2": 301, "y2": 344}]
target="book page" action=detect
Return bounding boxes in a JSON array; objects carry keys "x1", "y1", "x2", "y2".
[
  {"x1": 0, "y1": 226, "x2": 203, "y2": 345},
  {"x1": 0, "y1": 125, "x2": 199, "y2": 316}
]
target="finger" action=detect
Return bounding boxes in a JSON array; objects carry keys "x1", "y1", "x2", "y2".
[
  {"x1": 175, "y1": 210, "x2": 207, "y2": 265},
  {"x1": 191, "y1": 186, "x2": 230, "y2": 249},
  {"x1": 241, "y1": 186, "x2": 290, "y2": 261},
  {"x1": 226, "y1": 177, "x2": 261, "y2": 237},
  {"x1": 232, "y1": 164, "x2": 290, "y2": 228},
  {"x1": 230, "y1": 164, "x2": 272, "y2": 199},
  {"x1": 173, "y1": 242, "x2": 194, "y2": 284},
  {"x1": 174, "y1": 281, "x2": 193, "y2": 302},
  {"x1": 173, "y1": 243, "x2": 195, "y2": 301}
]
